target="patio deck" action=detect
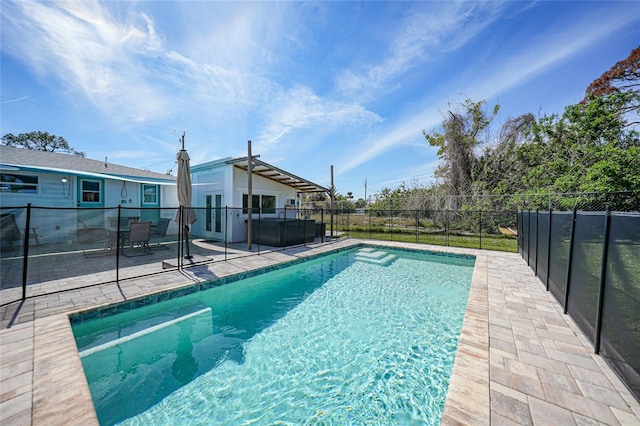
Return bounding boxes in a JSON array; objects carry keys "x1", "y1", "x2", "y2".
[{"x1": 1, "y1": 239, "x2": 638, "y2": 425}]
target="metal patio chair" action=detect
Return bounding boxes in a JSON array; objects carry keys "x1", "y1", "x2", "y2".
[
  {"x1": 122, "y1": 221, "x2": 152, "y2": 257},
  {"x1": 149, "y1": 217, "x2": 171, "y2": 250}
]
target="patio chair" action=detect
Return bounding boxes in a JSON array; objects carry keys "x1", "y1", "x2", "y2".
[
  {"x1": 122, "y1": 221, "x2": 152, "y2": 257},
  {"x1": 149, "y1": 217, "x2": 171, "y2": 250},
  {"x1": 1, "y1": 213, "x2": 21, "y2": 250},
  {"x1": 1, "y1": 213, "x2": 40, "y2": 250}
]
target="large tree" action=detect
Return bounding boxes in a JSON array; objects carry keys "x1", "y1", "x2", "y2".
[
  {"x1": 521, "y1": 90, "x2": 639, "y2": 203},
  {"x1": 584, "y1": 46, "x2": 639, "y2": 114},
  {"x1": 2, "y1": 131, "x2": 85, "y2": 157},
  {"x1": 423, "y1": 98, "x2": 499, "y2": 197},
  {"x1": 475, "y1": 113, "x2": 535, "y2": 195}
]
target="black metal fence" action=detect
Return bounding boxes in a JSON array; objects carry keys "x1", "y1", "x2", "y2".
[
  {"x1": 0, "y1": 205, "x2": 330, "y2": 306},
  {"x1": 1, "y1": 204, "x2": 518, "y2": 308},
  {"x1": 321, "y1": 208, "x2": 517, "y2": 251},
  {"x1": 518, "y1": 209, "x2": 640, "y2": 401}
]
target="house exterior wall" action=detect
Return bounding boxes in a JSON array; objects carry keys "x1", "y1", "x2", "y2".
[
  {"x1": 190, "y1": 164, "x2": 299, "y2": 243},
  {"x1": 2, "y1": 173, "x2": 79, "y2": 244},
  {"x1": 190, "y1": 166, "x2": 228, "y2": 239},
  {"x1": 1, "y1": 171, "x2": 178, "y2": 244}
]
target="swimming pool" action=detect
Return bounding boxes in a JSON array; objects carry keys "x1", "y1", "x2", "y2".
[{"x1": 72, "y1": 246, "x2": 475, "y2": 425}]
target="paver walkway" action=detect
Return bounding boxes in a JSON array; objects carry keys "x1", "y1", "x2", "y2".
[{"x1": 1, "y1": 239, "x2": 638, "y2": 425}]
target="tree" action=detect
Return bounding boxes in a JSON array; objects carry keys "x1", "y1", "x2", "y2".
[
  {"x1": 423, "y1": 98, "x2": 499, "y2": 197},
  {"x1": 584, "y1": 47, "x2": 639, "y2": 101},
  {"x1": 2, "y1": 131, "x2": 85, "y2": 157},
  {"x1": 475, "y1": 113, "x2": 535, "y2": 195},
  {"x1": 500, "y1": 89, "x2": 640, "y2": 211}
]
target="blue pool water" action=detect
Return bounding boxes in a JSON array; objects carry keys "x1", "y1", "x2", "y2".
[{"x1": 72, "y1": 247, "x2": 475, "y2": 425}]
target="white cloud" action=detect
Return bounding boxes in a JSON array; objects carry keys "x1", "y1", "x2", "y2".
[
  {"x1": 334, "y1": 2, "x2": 640, "y2": 178},
  {"x1": 336, "y1": 108, "x2": 441, "y2": 176},
  {"x1": 256, "y1": 84, "x2": 383, "y2": 153},
  {"x1": 468, "y1": 8, "x2": 640, "y2": 103},
  {"x1": 336, "y1": 2, "x2": 505, "y2": 101},
  {"x1": 2, "y1": 1, "x2": 170, "y2": 121}
]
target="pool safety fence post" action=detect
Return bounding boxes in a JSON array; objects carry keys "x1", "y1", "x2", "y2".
[
  {"x1": 321, "y1": 208, "x2": 324, "y2": 243},
  {"x1": 257, "y1": 208, "x2": 262, "y2": 254},
  {"x1": 445, "y1": 210, "x2": 449, "y2": 247},
  {"x1": 517, "y1": 211, "x2": 522, "y2": 256},
  {"x1": 224, "y1": 207, "x2": 228, "y2": 262},
  {"x1": 283, "y1": 209, "x2": 288, "y2": 250},
  {"x1": 479, "y1": 210, "x2": 482, "y2": 250},
  {"x1": 304, "y1": 211, "x2": 307, "y2": 245},
  {"x1": 534, "y1": 209, "x2": 540, "y2": 277},
  {"x1": 21, "y1": 203, "x2": 32, "y2": 300},
  {"x1": 368, "y1": 209, "x2": 372, "y2": 239},
  {"x1": 116, "y1": 206, "x2": 122, "y2": 281},
  {"x1": 546, "y1": 207, "x2": 553, "y2": 291},
  {"x1": 177, "y1": 205, "x2": 183, "y2": 269},
  {"x1": 388, "y1": 209, "x2": 392, "y2": 241},
  {"x1": 347, "y1": 209, "x2": 350, "y2": 238},
  {"x1": 594, "y1": 207, "x2": 611, "y2": 354},
  {"x1": 563, "y1": 207, "x2": 578, "y2": 314},
  {"x1": 416, "y1": 210, "x2": 420, "y2": 244},
  {"x1": 527, "y1": 209, "x2": 531, "y2": 267}
]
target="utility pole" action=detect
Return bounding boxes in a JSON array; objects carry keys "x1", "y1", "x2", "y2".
[{"x1": 364, "y1": 179, "x2": 367, "y2": 206}]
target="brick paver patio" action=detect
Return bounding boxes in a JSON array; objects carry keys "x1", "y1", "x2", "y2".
[{"x1": 1, "y1": 239, "x2": 638, "y2": 425}]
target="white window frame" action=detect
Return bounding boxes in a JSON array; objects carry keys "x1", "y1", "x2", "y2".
[
  {"x1": 142, "y1": 184, "x2": 159, "y2": 205},
  {"x1": 80, "y1": 179, "x2": 101, "y2": 204},
  {"x1": 0, "y1": 172, "x2": 39, "y2": 195}
]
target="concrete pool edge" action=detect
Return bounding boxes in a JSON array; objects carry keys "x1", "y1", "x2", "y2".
[{"x1": 441, "y1": 251, "x2": 490, "y2": 425}]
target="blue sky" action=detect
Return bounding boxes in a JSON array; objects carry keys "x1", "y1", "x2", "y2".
[{"x1": 2, "y1": 1, "x2": 639, "y2": 200}]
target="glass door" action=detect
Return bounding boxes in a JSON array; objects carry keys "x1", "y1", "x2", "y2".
[{"x1": 204, "y1": 192, "x2": 224, "y2": 241}]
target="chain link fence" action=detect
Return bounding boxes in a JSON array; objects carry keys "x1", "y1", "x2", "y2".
[
  {"x1": 301, "y1": 207, "x2": 518, "y2": 253},
  {"x1": 304, "y1": 191, "x2": 640, "y2": 213}
]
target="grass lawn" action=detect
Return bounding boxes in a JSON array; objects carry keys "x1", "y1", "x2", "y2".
[{"x1": 345, "y1": 230, "x2": 518, "y2": 252}]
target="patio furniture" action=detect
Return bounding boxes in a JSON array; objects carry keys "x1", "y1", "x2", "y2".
[
  {"x1": 77, "y1": 221, "x2": 107, "y2": 244},
  {"x1": 315, "y1": 222, "x2": 326, "y2": 238},
  {"x1": 1, "y1": 213, "x2": 40, "y2": 250},
  {"x1": 122, "y1": 221, "x2": 152, "y2": 257},
  {"x1": 149, "y1": 217, "x2": 171, "y2": 250},
  {"x1": 107, "y1": 216, "x2": 140, "y2": 229},
  {"x1": 105, "y1": 216, "x2": 141, "y2": 248},
  {"x1": 252, "y1": 218, "x2": 315, "y2": 247},
  {"x1": 498, "y1": 227, "x2": 518, "y2": 237}
]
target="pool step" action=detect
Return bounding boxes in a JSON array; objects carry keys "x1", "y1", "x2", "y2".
[{"x1": 355, "y1": 249, "x2": 396, "y2": 266}]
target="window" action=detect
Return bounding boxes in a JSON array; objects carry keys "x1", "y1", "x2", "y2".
[
  {"x1": 261, "y1": 195, "x2": 276, "y2": 214},
  {"x1": 243, "y1": 194, "x2": 277, "y2": 214},
  {"x1": 0, "y1": 173, "x2": 38, "y2": 194},
  {"x1": 242, "y1": 194, "x2": 260, "y2": 214},
  {"x1": 81, "y1": 179, "x2": 101, "y2": 203},
  {"x1": 142, "y1": 184, "x2": 158, "y2": 204}
]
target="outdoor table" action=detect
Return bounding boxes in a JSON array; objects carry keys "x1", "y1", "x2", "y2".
[{"x1": 105, "y1": 225, "x2": 130, "y2": 250}]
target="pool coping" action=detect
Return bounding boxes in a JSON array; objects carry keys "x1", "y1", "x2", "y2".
[{"x1": 67, "y1": 242, "x2": 482, "y2": 424}]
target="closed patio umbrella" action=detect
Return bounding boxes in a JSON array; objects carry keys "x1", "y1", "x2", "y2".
[{"x1": 173, "y1": 147, "x2": 197, "y2": 259}]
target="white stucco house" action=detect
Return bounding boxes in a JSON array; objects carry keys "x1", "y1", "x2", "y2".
[{"x1": 190, "y1": 156, "x2": 328, "y2": 243}]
